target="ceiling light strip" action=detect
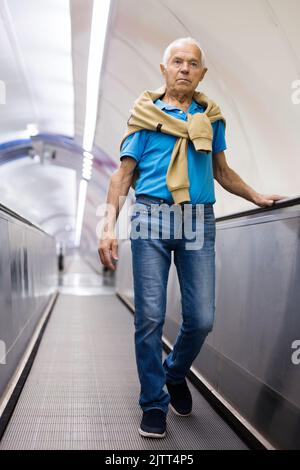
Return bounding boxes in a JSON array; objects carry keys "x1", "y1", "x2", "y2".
[
  {"x1": 74, "y1": 179, "x2": 88, "y2": 246},
  {"x1": 75, "y1": 0, "x2": 111, "y2": 247},
  {"x1": 83, "y1": 0, "x2": 111, "y2": 152}
]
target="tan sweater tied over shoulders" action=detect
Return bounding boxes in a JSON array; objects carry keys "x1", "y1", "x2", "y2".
[{"x1": 120, "y1": 85, "x2": 226, "y2": 205}]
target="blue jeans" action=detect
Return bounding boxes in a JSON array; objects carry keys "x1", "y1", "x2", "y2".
[{"x1": 130, "y1": 195, "x2": 216, "y2": 414}]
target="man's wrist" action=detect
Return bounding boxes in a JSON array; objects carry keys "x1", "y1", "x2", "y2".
[
  {"x1": 101, "y1": 221, "x2": 116, "y2": 238},
  {"x1": 249, "y1": 191, "x2": 261, "y2": 205}
]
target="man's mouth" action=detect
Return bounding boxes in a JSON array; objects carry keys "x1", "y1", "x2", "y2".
[{"x1": 177, "y1": 78, "x2": 191, "y2": 82}]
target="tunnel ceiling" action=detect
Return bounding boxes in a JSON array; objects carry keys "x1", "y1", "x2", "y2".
[{"x1": 0, "y1": 0, "x2": 74, "y2": 142}]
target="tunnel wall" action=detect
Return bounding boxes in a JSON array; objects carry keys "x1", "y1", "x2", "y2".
[{"x1": 0, "y1": 205, "x2": 58, "y2": 403}]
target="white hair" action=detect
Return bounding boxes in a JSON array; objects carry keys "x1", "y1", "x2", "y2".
[{"x1": 162, "y1": 37, "x2": 206, "y2": 68}]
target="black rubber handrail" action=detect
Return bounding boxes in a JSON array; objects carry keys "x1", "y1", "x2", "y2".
[
  {"x1": 216, "y1": 196, "x2": 300, "y2": 222},
  {"x1": 0, "y1": 203, "x2": 53, "y2": 238}
]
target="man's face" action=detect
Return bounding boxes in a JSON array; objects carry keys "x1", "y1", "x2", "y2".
[{"x1": 160, "y1": 43, "x2": 207, "y2": 94}]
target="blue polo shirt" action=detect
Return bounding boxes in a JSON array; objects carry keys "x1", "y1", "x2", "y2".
[{"x1": 120, "y1": 98, "x2": 227, "y2": 204}]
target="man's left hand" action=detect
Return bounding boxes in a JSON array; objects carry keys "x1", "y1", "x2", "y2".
[{"x1": 253, "y1": 193, "x2": 288, "y2": 208}]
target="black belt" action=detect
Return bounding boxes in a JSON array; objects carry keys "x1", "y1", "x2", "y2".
[
  {"x1": 135, "y1": 194, "x2": 213, "y2": 212},
  {"x1": 136, "y1": 194, "x2": 188, "y2": 206}
]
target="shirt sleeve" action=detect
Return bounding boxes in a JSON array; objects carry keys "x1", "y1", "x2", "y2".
[
  {"x1": 120, "y1": 130, "x2": 148, "y2": 163},
  {"x1": 212, "y1": 119, "x2": 227, "y2": 155}
]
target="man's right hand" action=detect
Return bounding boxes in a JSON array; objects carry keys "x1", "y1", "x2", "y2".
[{"x1": 98, "y1": 232, "x2": 118, "y2": 271}]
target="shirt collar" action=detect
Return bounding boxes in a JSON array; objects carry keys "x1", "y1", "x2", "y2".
[
  {"x1": 154, "y1": 99, "x2": 178, "y2": 111},
  {"x1": 155, "y1": 98, "x2": 205, "y2": 113},
  {"x1": 187, "y1": 100, "x2": 205, "y2": 113}
]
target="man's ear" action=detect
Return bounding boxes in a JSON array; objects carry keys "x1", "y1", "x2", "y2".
[
  {"x1": 160, "y1": 63, "x2": 166, "y2": 76},
  {"x1": 200, "y1": 67, "x2": 208, "y2": 81}
]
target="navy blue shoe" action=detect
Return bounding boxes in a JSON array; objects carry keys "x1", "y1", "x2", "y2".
[
  {"x1": 166, "y1": 379, "x2": 192, "y2": 416},
  {"x1": 139, "y1": 408, "x2": 167, "y2": 438}
]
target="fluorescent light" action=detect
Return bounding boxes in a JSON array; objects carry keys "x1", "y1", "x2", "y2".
[
  {"x1": 75, "y1": 179, "x2": 88, "y2": 246},
  {"x1": 82, "y1": 166, "x2": 92, "y2": 172},
  {"x1": 27, "y1": 123, "x2": 39, "y2": 137},
  {"x1": 75, "y1": 0, "x2": 111, "y2": 246},
  {"x1": 82, "y1": 0, "x2": 111, "y2": 152},
  {"x1": 83, "y1": 159, "x2": 93, "y2": 168},
  {"x1": 0, "y1": 79, "x2": 6, "y2": 104},
  {"x1": 83, "y1": 151, "x2": 94, "y2": 160},
  {"x1": 82, "y1": 166, "x2": 92, "y2": 178}
]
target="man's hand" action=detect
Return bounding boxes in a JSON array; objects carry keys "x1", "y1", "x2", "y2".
[
  {"x1": 98, "y1": 231, "x2": 118, "y2": 271},
  {"x1": 252, "y1": 193, "x2": 287, "y2": 208}
]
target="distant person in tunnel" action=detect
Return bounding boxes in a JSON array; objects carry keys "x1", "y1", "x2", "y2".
[
  {"x1": 58, "y1": 245, "x2": 64, "y2": 272},
  {"x1": 98, "y1": 37, "x2": 285, "y2": 439}
]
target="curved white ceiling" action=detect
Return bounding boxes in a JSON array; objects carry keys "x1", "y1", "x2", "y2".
[{"x1": 0, "y1": 0, "x2": 74, "y2": 142}]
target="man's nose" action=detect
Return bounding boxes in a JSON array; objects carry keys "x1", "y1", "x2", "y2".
[{"x1": 180, "y1": 62, "x2": 189, "y2": 73}]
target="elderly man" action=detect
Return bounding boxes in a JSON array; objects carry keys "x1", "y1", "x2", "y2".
[{"x1": 98, "y1": 37, "x2": 284, "y2": 439}]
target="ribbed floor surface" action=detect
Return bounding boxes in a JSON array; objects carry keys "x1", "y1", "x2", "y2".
[{"x1": 0, "y1": 260, "x2": 248, "y2": 450}]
